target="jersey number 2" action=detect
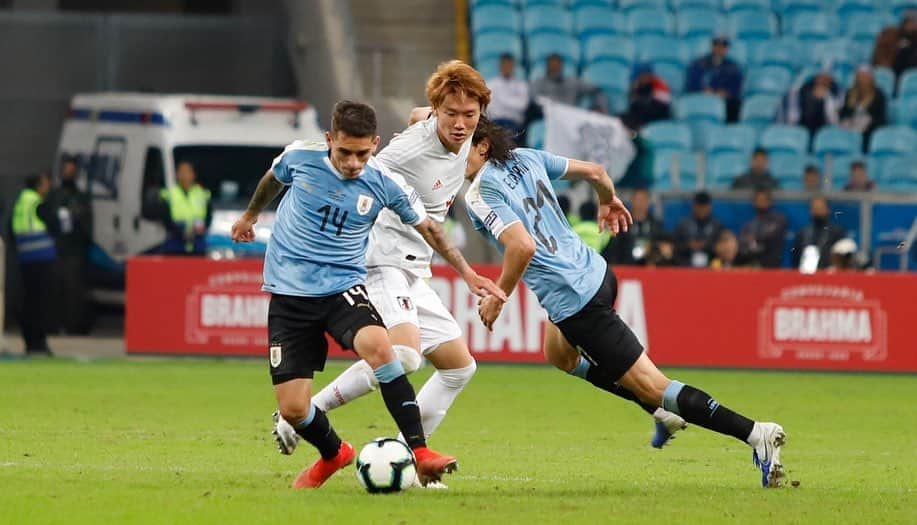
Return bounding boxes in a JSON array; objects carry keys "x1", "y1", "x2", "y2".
[
  {"x1": 318, "y1": 205, "x2": 348, "y2": 236},
  {"x1": 523, "y1": 180, "x2": 559, "y2": 254}
]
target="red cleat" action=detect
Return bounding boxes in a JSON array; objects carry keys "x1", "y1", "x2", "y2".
[
  {"x1": 412, "y1": 446, "x2": 458, "y2": 486},
  {"x1": 291, "y1": 441, "x2": 356, "y2": 489}
]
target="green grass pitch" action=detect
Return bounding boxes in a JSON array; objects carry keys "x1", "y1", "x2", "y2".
[{"x1": 1, "y1": 358, "x2": 914, "y2": 524}]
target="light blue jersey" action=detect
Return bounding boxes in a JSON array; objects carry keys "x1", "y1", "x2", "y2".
[
  {"x1": 263, "y1": 141, "x2": 426, "y2": 297},
  {"x1": 466, "y1": 148, "x2": 606, "y2": 322}
]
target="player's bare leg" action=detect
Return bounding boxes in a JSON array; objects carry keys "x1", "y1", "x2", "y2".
[
  {"x1": 275, "y1": 378, "x2": 354, "y2": 489},
  {"x1": 542, "y1": 322, "x2": 686, "y2": 448},
  {"x1": 615, "y1": 352, "x2": 787, "y2": 488}
]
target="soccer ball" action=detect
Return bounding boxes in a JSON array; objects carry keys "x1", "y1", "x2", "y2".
[{"x1": 355, "y1": 438, "x2": 417, "y2": 493}]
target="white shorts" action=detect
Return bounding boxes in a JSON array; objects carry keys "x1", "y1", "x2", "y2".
[{"x1": 365, "y1": 266, "x2": 463, "y2": 355}]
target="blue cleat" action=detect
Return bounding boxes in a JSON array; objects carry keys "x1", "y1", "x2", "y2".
[
  {"x1": 751, "y1": 422, "x2": 786, "y2": 488},
  {"x1": 651, "y1": 411, "x2": 687, "y2": 449}
]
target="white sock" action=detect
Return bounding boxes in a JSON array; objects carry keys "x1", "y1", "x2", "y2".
[
  {"x1": 652, "y1": 407, "x2": 667, "y2": 420},
  {"x1": 746, "y1": 422, "x2": 763, "y2": 447},
  {"x1": 311, "y1": 359, "x2": 377, "y2": 412},
  {"x1": 400, "y1": 361, "x2": 477, "y2": 440}
]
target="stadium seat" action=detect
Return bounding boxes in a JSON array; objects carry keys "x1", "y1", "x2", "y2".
[
  {"x1": 728, "y1": 11, "x2": 778, "y2": 41},
  {"x1": 744, "y1": 66, "x2": 793, "y2": 96},
  {"x1": 873, "y1": 67, "x2": 896, "y2": 97},
  {"x1": 760, "y1": 125, "x2": 811, "y2": 155},
  {"x1": 890, "y1": 0, "x2": 917, "y2": 17},
  {"x1": 806, "y1": 39, "x2": 856, "y2": 76},
  {"x1": 526, "y1": 34, "x2": 581, "y2": 68},
  {"x1": 570, "y1": 0, "x2": 614, "y2": 9},
  {"x1": 472, "y1": 32, "x2": 523, "y2": 63},
  {"x1": 676, "y1": 93, "x2": 727, "y2": 124},
  {"x1": 520, "y1": 0, "x2": 566, "y2": 7},
  {"x1": 705, "y1": 124, "x2": 758, "y2": 155},
  {"x1": 676, "y1": 8, "x2": 727, "y2": 39},
  {"x1": 653, "y1": 150, "x2": 699, "y2": 190},
  {"x1": 869, "y1": 126, "x2": 917, "y2": 157},
  {"x1": 740, "y1": 94, "x2": 781, "y2": 130},
  {"x1": 788, "y1": 12, "x2": 840, "y2": 42},
  {"x1": 746, "y1": 38, "x2": 800, "y2": 71},
  {"x1": 898, "y1": 69, "x2": 917, "y2": 97},
  {"x1": 573, "y1": 6, "x2": 622, "y2": 40},
  {"x1": 523, "y1": 6, "x2": 574, "y2": 37},
  {"x1": 643, "y1": 120, "x2": 693, "y2": 152},
  {"x1": 653, "y1": 63, "x2": 686, "y2": 96},
  {"x1": 582, "y1": 61, "x2": 631, "y2": 104},
  {"x1": 813, "y1": 126, "x2": 862, "y2": 159},
  {"x1": 671, "y1": 0, "x2": 720, "y2": 8},
  {"x1": 843, "y1": 12, "x2": 892, "y2": 44},
  {"x1": 583, "y1": 35, "x2": 635, "y2": 66},
  {"x1": 618, "y1": 0, "x2": 668, "y2": 14},
  {"x1": 626, "y1": 8, "x2": 675, "y2": 36},
  {"x1": 707, "y1": 151, "x2": 749, "y2": 188},
  {"x1": 476, "y1": 57, "x2": 524, "y2": 80},
  {"x1": 879, "y1": 156, "x2": 917, "y2": 191},
  {"x1": 471, "y1": 5, "x2": 522, "y2": 35},
  {"x1": 821, "y1": 154, "x2": 862, "y2": 187},
  {"x1": 770, "y1": 152, "x2": 815, "y2": 184},
  {"x1": 836, "y1": 0, "x2": 875, "y2": 17},
  {"x1": 634, "y1": 35, "x2": 685, "y2": 68},
  {"x1": 894, "y1": 96, "x2": 917, "y2": 128},
  {"x1": 722, "y1": 0, "x2": 770, "y2": 14},
  {"x1": 527, "y1": 119, "x2": 545, "y2": 149},
  {"x1": 775, "y1": 0, "x2": 825, "y2": 17},
  {"x1": 470, "y1": 0, "x2": 516, "y2": 6}
]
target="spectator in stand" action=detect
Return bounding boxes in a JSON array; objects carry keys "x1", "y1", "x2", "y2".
[
  {"x1": 843, "y1": 160, "x2": 875, "y2": 192},
  {"x1": 674, "y1": 191, "x2": 724, "y2": 267},
  {"x1": 685, "y1": 35, "x2": 743, "y2": 122},
  {"x1": 602, "y1": 188, "x2": 664, "y2": 265},
  {"x1": 531, "y1": 54, "x2": 606, "y2": 112},
  {"x1": 739, "y1": 189, "x2": 787, "y2": 269},
  {"x1": 827, "y1": 238, "x2": 860, "y2": 272},
  {"x1": 893, "y1": 11, "x2": 917, "y2": 76},
  {"x1": 572, "y1": 200, "x2": 611, "y2": 253},
  {"x1": 873, "y1": 13, "x2": 911, "y2": 68},
  {"x1": 710, "y1": 230, "x2": 746, "y2": 270},
  {"x1": 626, "y1": 63, "x2": 671, "y2": 127},
  {"x1": 803, "y1": 164, "x2": 823, "y2": 192},
  {"x1": 486, "y1": 54, "x2": 529, "y2": 138},
  {"x1": 732, "y1": 148, "x2": 778, "y2": 190},
  {"x1": 789, "y1": 68, "x2": 841, "y2": 136},
  {"x1": 839, "y1": 65, "x2": 887, "y2": 151},
  {"x1": 792, "y1": 196, "x2": 847, "y2": 271},
  {"x1": 646, "y1": 231, "x2": 677, "y2": 267}
]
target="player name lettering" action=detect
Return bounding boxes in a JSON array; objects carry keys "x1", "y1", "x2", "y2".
[
  {"x1": 773, "y1": 307, "x2": 873, "y2": 343},
  {"x1": 200, "y1": 294, "x2": 270, "y2": 328}
]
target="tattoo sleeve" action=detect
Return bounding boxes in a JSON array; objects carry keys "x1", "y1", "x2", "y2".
[{"x1": 246, "y1": 171, "x2": 284, "y2": 215}]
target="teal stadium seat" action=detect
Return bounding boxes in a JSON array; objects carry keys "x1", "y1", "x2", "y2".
[
  {"x1": 653, "y1": 150, "x2": 699, "y2": 190},
  {"x1": 744, "y1": 66, "x2": 793, "y2": 96},
  {"x1": 471, "y1": 5, "x2": 522, "y2": 35},
  {"x1": 879, "y1": 156, "x2": 917, "y2": 191},
  {"x1": 873, "y1": 67, "x2": 896, "y2": 97},
  {"x1": 740, "y1": 94, "x2": 781, "y2": 129},
  {"x1": 626, "y1": 8, "x2": 675, "y2": 36},
  {"x1": 728, "y1": 11, "x2": 778, "y2": 40},
  {"x1": 671, "y1": 0, "x2": 720, "y2": 8},
  {"x1": 521, "y1": 0, "x2": 566, "y2": 7},
  {"x1": 746, "y1": 38, "x2": 800, "y2": 71},
  {"x1": 582, "y1": 61, "x2": 631, "y2": 97},
  {"x1": 813, "y1": 126, "x2": 862, "y2": 158},
  {"x1": 836, "y1": 0, "x2": 876, "y2": 17},
  {"x1": 526, "y1": 34, "x2": 581, "y2": 68},
  {"x1": 635, "y1": 35, "x2": 686, "y2": 68},
  {"x1": 760, "y1": 125, "x2": 811, "y2": 155},
  {"x1": 523, "y1": 6, "x2": 574, "y2": 37},
  {"x1": 843, "y1": 12, "x2": 892, "y2": 45},
  {"x1": 898, "y1": 69, "x2": 917, "y2": 97},
  {"x1": 770, "y1": 152, "x2": 817, "y2": 189},
  {"x1": 643, "y1": 121, "x2": 693, "y2": 153},
  {"x1": 676, "y1": 8, "x2": 727, "y2": 39},
  {"x1": 653, "y1": 63, "x2": 686, "y2": 95},
  {"x1": 775, "y1": 0, "x2": 825, "y2": 17},
  {"x1": 707, "y1": 151, "x2": 749, "y2": 188},
  {"x1": 470, "y1": 0, "x2": 516, "y2": 7},
  {"x1": 583, "y1": 35, "x2": 635, "y2": 66},
  {"x1": 869, "y1": 126, "x2": 917, "y2": 157},
  {"x1": 722, "y1": 0, "x2": 771, "y2": 14},
  {"x1": 618, "y1": 0, "x2": 669, "y2": 14},
  {"x1": 788, "y1": 12, "x2": 840, "y2": 42},
  {"x1": 526, "y1": 119, "x2": 545, "y2": 149},
  {"x1": 573, "y1": 6, "x2": 622, "y2": 40},
  {"x1": 705, "y1": 124, "x2": 759, "y2": 155},
  {"x1": 890, "y1": 0, "x2": 917, "y2": 17},
  {"x1": 473, "y1": 32, "x2": 523, "y2": 63},
  {"x1": 570, "y1": 0, "x2": 614, "y2": 9},
  {"x1": 896, "y1": 96, "x2": 917, "y2": 128}
]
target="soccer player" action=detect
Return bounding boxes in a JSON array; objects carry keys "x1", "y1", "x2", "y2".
[
  {"x1": 230, "y1": 101, "x2": 504, "y2": 488},
  {"x1": 463, "y1": 119, "x2": 788, "y2": 488},
  {"x1": 273, "y1": 61, "x2": 492, "y2": 477}
]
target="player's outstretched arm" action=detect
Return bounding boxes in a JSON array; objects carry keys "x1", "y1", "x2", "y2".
[
  {"x1": 231, "y1": 170, "x2": 284, "y2": 243},
  {"x1": 414, "y1": 217, "x2": 507, "y2": 301},
  {"x1": 563, "y1": 159, "x2": 632, "y2": 235},
  {"x1": 479, "y1": 222, "x2": 535, "y2": 330}
]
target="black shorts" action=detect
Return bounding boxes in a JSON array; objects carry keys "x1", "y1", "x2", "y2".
[
  {"x1": 267, "y1": 285, "x2": 385, "y2": 385},
  {"x1": 555, "y1": 268, "x2": 644, "y2": 381}
]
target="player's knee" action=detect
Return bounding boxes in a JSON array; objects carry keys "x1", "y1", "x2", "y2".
[
  {"x1": 547, "y1": 350, "x2": 579, "y2": 373},
  {"x1": 438, "y1": 359, "x2": 477, "y2": 389},
  {"x1": 356, "y1": 336, "x2": 396, "y2": 368},
  {"x1": 393, "y1": 344, "x2": 422, "y2": 374},
  {"x1": 278, "y1": 399, "x2": 310, "y2": 425}
]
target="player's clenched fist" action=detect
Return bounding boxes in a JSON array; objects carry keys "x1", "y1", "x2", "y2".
[{"x1": 231, "y1": 212, "x2": 258, "y2": 243}]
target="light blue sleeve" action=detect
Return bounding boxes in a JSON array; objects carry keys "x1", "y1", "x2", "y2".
[
  {"x1": 382, "y1": 175, "x2": 426, "y2": 226},
  {"x1": 269, "y1": 149, "x2": 293, "y2": 185},
  {"x1": 466, "y1": 175, "x2": 521, "y2": 239},
  {"x1": 523, "y1": 148, "x2": 570, "y2": 180}
]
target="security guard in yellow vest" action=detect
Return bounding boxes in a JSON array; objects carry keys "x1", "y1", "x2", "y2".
[
  {"x1": 159, "y1": 161, "x2": 212, "y2": 255},
  {"x1": 11, "y1": 173, "x2": 57, "y2": 354}
]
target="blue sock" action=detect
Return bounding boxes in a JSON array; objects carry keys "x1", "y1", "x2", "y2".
[
  {"x1": 373, "y1": 359, "x2": 406, "y2": 383},
  {"x1": 295, "y1": 404, "x2": 317, "y2": 429},
  {"x1": 662, "y1": 380, "x2": 685, "y2": 414},
  {"x1": 569, "y1": 356, "x2": 591, "y2": 379}
]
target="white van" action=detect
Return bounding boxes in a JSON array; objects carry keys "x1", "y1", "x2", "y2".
[{"x1": 56, "y1": 93, "x2": 323, "y2": 298}]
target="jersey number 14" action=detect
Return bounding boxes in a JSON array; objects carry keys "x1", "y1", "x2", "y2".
[{"x1": 318, "y1": 205, "x2": 348, "y2": 236}]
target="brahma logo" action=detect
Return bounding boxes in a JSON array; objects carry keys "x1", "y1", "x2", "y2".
[
  {"x1": 758, "y1": 285, "x2": 887, "y2": 363},
  {"x1": 186, "y1": 271, "x2": 269, "y2": 346}
]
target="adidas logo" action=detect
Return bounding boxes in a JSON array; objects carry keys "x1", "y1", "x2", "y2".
[{"x1": 432, "y1": 179, "x2": 443, "y2": 190}]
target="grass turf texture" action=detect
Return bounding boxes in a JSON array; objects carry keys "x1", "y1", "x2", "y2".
[{"x1": 1, "y1": 358, "x2": 914, "y2": 524}]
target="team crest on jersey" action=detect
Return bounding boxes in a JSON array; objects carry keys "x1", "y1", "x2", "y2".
[
  {"x1": 270, "y1": 345, "x2": 282, "y2": 368},
  {"x1": 356, "y1": 194, "x2": 374, "y2": 215},
  {"x1": 397, "y1": 296, "x2": 414, "y2": 311}
]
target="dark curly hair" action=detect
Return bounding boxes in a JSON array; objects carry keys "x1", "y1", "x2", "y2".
[{"x1": 471, "y1": 116, "x2": 516, "y2": 168}]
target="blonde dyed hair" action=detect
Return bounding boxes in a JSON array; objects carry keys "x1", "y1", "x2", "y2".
[{"x1": 425, "y1": 60, "x2": 491, "y2": 110}]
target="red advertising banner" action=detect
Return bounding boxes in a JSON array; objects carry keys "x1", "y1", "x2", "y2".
[{"x1": 126, "y1": 257, "x2": 917, "y2": 372}]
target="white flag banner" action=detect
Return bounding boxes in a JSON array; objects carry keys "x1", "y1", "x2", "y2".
[{"x1": 541, "y1": 97, "x2": 635, "y2": 181}]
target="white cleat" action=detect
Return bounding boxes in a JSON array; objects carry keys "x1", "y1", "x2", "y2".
[
  {"x1": 651, "y1": 410, "x2": 687, "y2": 449},
  {"x1": 752, "y1": 422, "x2": 787, "y2": 488},
  {"x1": 272, "y1": 411, "x2": 299, "y2": 455}
]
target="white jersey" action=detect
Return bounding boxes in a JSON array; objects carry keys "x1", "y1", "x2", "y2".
[{"x1": 366, "y1": 116, "x2": 472, "y2": 277}]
